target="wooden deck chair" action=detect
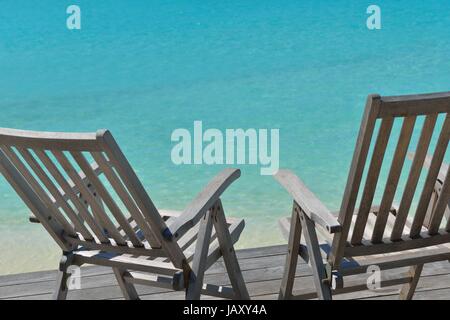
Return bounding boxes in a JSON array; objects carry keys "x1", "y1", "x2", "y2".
[
  {"x1": 0, "y1": 128, "x2": 249, "y2": 300},
  {"x1": 276, "y1": 92, "x2": 450, "y2": 300}
]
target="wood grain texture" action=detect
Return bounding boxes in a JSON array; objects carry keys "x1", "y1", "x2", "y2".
[
  {"x1": 276, "y1": 92, "x2": 450, "y2": 300},
  {"x1": 3, "y1": 245, "x2": 450, "y2": 300},
  {"x1": 0, "y1": 128, "x2": 247, "y2": 300}
]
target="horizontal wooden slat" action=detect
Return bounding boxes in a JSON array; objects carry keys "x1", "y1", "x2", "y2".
[
  {"x1": 379, "y1": 92, "x2": 450, "y2": 117},
  {"x1": 3, "y1": 245, "x2": 450, "y2": 300},
  {"x1": 0, "y1": 128, "x2": 102, "y2": 151},
  {"x1": 339, "y1": 245, "x2": 450, "y2": 276},
  {"x1": 72, "y1": 250, "x2": 182, "y2": 275},
  {"x1": 345, "y1": 229, "x2": 450, "y2": 257}
]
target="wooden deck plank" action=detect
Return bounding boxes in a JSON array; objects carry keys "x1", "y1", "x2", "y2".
[
  {"x1": 1, "y1": 245, "x2": 450, "y2": 300},
  {"x1": 0, "y1": 251, "x2": 299, "y2": 299},
  {"x1": 0, "y1": 245, "x2": 287, "y2": 287}
]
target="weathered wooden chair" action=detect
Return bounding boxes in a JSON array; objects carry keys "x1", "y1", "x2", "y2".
[
  {"x1": 0, "y1": 128, "x2": 249, "y2": 300},
  {"x1": 277, "y1": 92, "x2": 450, "y2": 300}
]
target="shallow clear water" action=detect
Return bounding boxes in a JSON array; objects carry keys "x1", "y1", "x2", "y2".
[{"x1": 1, "y1": 1, "x2": 450, "y2": 274}]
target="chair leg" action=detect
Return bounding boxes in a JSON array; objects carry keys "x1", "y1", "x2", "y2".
[
  {"x1": 399, "y1": 264, "x2": 424, "y2": 300},
  {"x1": 53, "y1": 252, "x2": 74, "y2": 300},
  {"x1": 300, "y1": 211, "x2": 332, "y2": 300},
  {"x1": 113, "y1": 268, "x2": 140, "y2": 300},
  {"x1": 212, "y1": 200, "x2": 250, "y2": 300},
  {"x1": 279, "y1": 203, "x2": 302, "y2": 300},
  {"x1": 186, "y1": 211, "x2": 214, "y2": 300}
]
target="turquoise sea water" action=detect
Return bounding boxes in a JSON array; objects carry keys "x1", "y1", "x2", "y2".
[{"x1": 1, "y1": 1, "x2": 450, "y2": 274}]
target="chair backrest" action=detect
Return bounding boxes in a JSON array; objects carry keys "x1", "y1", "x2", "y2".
[
  {"x1": 329, "y1": 92, "x2": 450, "y2": 265},
  {"x1": 0, "y1": 128, "x2": 185, "y2": 267}
]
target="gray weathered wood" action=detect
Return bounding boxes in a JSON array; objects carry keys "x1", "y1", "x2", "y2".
[
  {"x1": 212, "y1": 201, "x2": 250, "y2": 300},
  {"x1": 0, "y1": 149, "x2": 72, "y2": 251},
  {"x1": 330, "y1": 94, "x2": 381, "y2": 265},
  {"x1": 33, "y1": 149, "x2": 108, "y2": 242},
  {"x1": 410, "y1": 115, "x2": 450, "y2": 237},
  {"x1": 398, "y1": 264, "x2": 424, "y2": 300},
  {"x1": 371, "y1": 116, "x2": 416, "y2": 242},
  {"x1": 278, "y1": 203, "x2": 302, "y2": 299},
  {"x1": 351, "y1": 116, "x2": 394, "y2": 244},
  {"x1": 6, "y1": 147, "x2": 79, "y2": 237},
  {"x1": 391, "y1": 114, "x2": 438, "y2": 240},
  {"x1": 112, "y1": 268, "x2": 139, "y2": 300},
  {"x1": 299, "y1": 211, "x2": 332, "y2": 300},
  {"x1": 0, "y1": 128, "x2": 248, "y2": 300},
  {"x1": 275, "y1": 92, "x2": 450, "y2": 300},
  {"x1": 274, "y1": 170, "x2": 341, "y2": 233},
  {"x1": 53, "y1": 252, "x2": 76, "y2": 300},
  {"x1": 168, "y1": 168, "x2": 241, "y2": 239},
  {"x1": 54, "y1": 150, "x2": 127, "y2": 245},
  {"x1": 407, "y1": 152, "x2": 449, "y2": 183},
  {"x1": 3, "y1": 245, "x2": 450, "y2": 300},
  {"x1": 186, "y1": 211, "x2": 214, "y2": 300},
  {"x1": 379, "y1": 91, "x2": 450, "y2": 117},
  {"x1": 71, "y1": 151, "x2": 142, "y2": 246},
  {"x1": 428, "y1": 166, "x2": 450, "y2": 234}
]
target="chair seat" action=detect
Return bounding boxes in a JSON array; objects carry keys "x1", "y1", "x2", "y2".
[
  {"x1": 72, "y1": 249, "x2": 182, "y2": 274},
  {"x1": 279, "y1": 208, "x2": 450, "y2": 275},
  {"x1": 280, "y1": 207, "x2": 414, "y2": 246}
]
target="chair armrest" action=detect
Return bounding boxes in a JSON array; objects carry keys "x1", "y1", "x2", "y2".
[
  {"x1": 274, "y1": 169, "x2": 341, "y2": 234},
  {"x1": 407, "y1": 152, "x2": 448, "y2": 183},
  {"x1": 167, "y1": 168, "x2": 241, "y2": 239}
]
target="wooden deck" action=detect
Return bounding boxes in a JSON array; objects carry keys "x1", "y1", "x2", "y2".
[{"x1": 1, "y1": 244, "x2": 450, "y2": 300}]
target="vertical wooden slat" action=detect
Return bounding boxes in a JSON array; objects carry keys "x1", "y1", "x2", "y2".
[
  {"x1": 371, "y1": 116, "x2": 416, "y2": 242},
  {"x1": 428, "y1": 166, "x2": 450, "y2": 234},
  {"x1": 410, "y1": 115, "x2": 450, "y2": 237},
  {"x1": 186, "y1": 211, "x2": 214, "y2": 300},
  {"x1": 299, "y1": 210, "x2": 332, "y2": 300},
  {"x1": 0, "y1": 149, "x2": 71, "y2": 251},
  {"x1": 279, "y1": 202, "x2": 302, "y2": 300},
  {"x1": 211, "y1": 200, "x2": 249, "y2": 300},
  {"x1": 179, "y1": 226, "x2": 218, "y2": 264},
  {"x1": 329, "y1": 95, "x2": 381, "y2": 266},
  {"x1": 91, "y1": 152, "x2": 159, "y2": 248},
  {"x1": 100, "y1": 131, "x2": 178, "y2": 257},
  {"x1": 398, "y1": 264, "x2": 424, "y2": 300},
  {"x1": 423, "y1": 181, "x2": 440, "y2": 229},
  {"x1": 1, "y1": 147, "x2": 57, "y2": 204},
  {"x1": 34, "y1": 149, "x2": 109, "y2": 243},
  {"x1": 446, "y1": 204, "x2": 450, "y2": 232},
  {"x1": 113, "y1": 268, "x2": 139, "y2": 300},
  {"x1": 14, "y1": 147, "x2": 93, "y2": 240},
  {"x1": 391, "y1": 114, "x2": 438, "y2": 241},
  {"x1": 52, "y1": 150, "x2": 126, "y2": 245},
  {"x1": 71, "y1": 151, "x2": 142, "y2": 247},
  {"x1": 13, "y1": 147, "x2": 77, "y2": 237},
  {"x1": 351, "y1": 117, "x2": 394, "y2": 244}
]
